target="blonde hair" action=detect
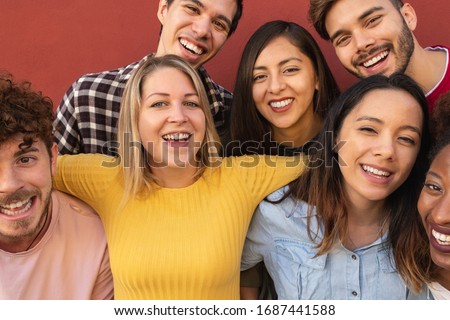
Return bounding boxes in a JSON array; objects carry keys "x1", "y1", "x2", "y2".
[{"x1": 118, "y1": 55, "x2": 221, "y2": 205}]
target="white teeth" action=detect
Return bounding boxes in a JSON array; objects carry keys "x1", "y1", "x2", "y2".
[
  {"x1": 162, "y1": 133, "x2": 191, "y2": 141},
  {"x1": 432, "y1": 229, "x2": 450, "y2": 245},
  {"x1": 180, "y1": 39, "x2": 204, "y2": 55},
  {"x1": 362, "y1": 165, "x2": 391, "y2": 177},
  {"x1": 270, "y1": 99, "x2": 293, "y2": 109},
  {"x1": 363, "y1": 51, "x2": 388, "y2": 68},
  {"x1": 0, "y1": 199, "x2": 32, "y2": 216}
]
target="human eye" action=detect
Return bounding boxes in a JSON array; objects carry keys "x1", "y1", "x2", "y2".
[
  {"x1": 184, "y1": 101, "x2": 200, "y2": 108},
  {"x1": 17, "y1": 156, "x2": 36, "y2": 166},
  {"x1": 213, "y1": 19, "x2": 229, "y2": 33},
  {"x1": 423, "y1": 181, "x2": 443, "y2": 194},
  {"x1": 252, "y1": 73, "x2": 267, "y2": 82},
  {"x1": 150, "y1": 101, "x2": 167, "y2": 108},
  {"x1": 398, "y1": 136, "x2": 417, "y2": 146},
  {"x1": 366, "y1": 15, "x2": 382, "y2": 28},
  {"x1": 358, "y1": 126, "x2": 377, "y2": 134},
  {"x1": 335, "y1": 35, "x2": 351, "y2": 47},
  {"x1": 283, "y1": 67, "x2": 300, "y2": 75},
  {"x1": 185, "y1": 5, "x2": 200, "y2": 15}
]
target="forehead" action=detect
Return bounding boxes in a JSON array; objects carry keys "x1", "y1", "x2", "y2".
[
  {"x1": 325, "y1": 0, "x2": 396, "y2": 30},
  {"x1": 0, "y1": 135, "x2": 45, "y2": 157},
  {"x1": 172, "y1": 0, "x2": 237, "y2": 18},
  {"x1": 346, "y1": 88, "x2": 422, "y2": 124},
  {"x1": 142, "y1": 67, "x2": 195, "y2": 92},
  {"x1": 257, "y1": 37, "x2": 308, "y2": 60},
  {"x1": 430, "y1": 145, "x2": 450, "y2": 174}
]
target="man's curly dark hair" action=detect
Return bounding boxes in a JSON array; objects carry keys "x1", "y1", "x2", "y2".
[{"x1": 0, "y1": 73, "x2": 55, "y2": 156}]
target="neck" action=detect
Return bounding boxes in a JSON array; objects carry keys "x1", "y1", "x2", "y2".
[
  {"x1": 406, "y1": 41, "x2": 447, "y2": 93},
  {"x1": 152, "y1": 164, "x2": 200, "y2": 188},
  {"x1": 436, "y1": 268, "x2": 450, "y2": 291},
  {"x1": 343, "y1": 192, "x2": 388, "y2": 251},
  {"x1": 272, "y1": 113, "x2": 322, "y2": 148}
]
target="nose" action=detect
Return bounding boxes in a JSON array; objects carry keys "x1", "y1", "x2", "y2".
[
  {"x1": 167, "y1": 104, "x2": 188, "y2": 123},
  {"x1": 192, "y1": 16, "x2": 211, "y2": 39},
  {"x1": 353, "y1": 30, "x2": 375, "y2": 53},
  {"x1": 430, "y1": 193, "x2": 450, "y2": 225},
  {"x1": 372, "y1": 135, "x2": 395, "y2": 160},
  {"x1": 268, "y1": 74, "x2": 286, "y2": 95},
  {"x1": 0, "y1": 166, "x2": 23, "y2": 195}
]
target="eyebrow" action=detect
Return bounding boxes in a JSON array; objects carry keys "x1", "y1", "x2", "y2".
[
  {"x1": 14, "y1": 146, "x2": 39, "y2": 158},
  {"x1": 356, "y1": 116, "x2": 422, "y2": 135},
  {"x1": 329, "y1": 6, "x2": 385, "y2": 43},
  {"x1": 182, "y1": 0, "x2": 232, "y2": 29},
  {"x1": 144, "y1": 92, "x2": 199, "y2": 100},
  {"x1": 253, "y1": 57, "x2": 303, "y2": 71},
  {"x1": 426, "y1": 170, "x2": 442, "y2": 180}
]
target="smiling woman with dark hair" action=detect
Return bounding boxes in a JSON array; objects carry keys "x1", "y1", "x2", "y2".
[
  {"x1": 416, "y1": 129, "x2": 450, "y2": 299},
  {"x1": 242, "y1": 73, "x2": 431, "y2": 299}
]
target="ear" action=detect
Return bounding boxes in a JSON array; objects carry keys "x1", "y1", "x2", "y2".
[
  {"x1": 315, "y1": 78, "x2": 319, "y2": 91},
  {"x1": 50, "y1": 143, "x2": 58, "y2": 176},
  {"x1": 157, "y1": 0, "x2": 169, "y2": 26},
  {"x1": 400, "y1": 3, "x2": 417, "y2": 32}
]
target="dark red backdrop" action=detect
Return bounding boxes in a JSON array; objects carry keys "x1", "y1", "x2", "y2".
[{"x1": 1, "y1": 0, "x2": 448, "y2": 109}]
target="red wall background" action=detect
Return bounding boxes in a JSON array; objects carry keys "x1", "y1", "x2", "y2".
[{"x1": 1, "y1": 0, "x2": 449, "y2": 110}]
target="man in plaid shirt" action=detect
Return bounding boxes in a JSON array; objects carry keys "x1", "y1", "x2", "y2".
[{"x1": 54, "y1": 0, "x2": 242, "y2": 155}]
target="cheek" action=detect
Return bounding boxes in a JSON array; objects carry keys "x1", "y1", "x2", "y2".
[
  {"x1": 399, "y1": 148, "x2": 420, "y2": 175},
  {"x1": 193, "y1": 112, "x2": 206, "y2": 139},
  {"x1": 252, "y1": 85, "x2": 264, "y2": 105},
  {"x1": 417, "y1": 191, "x2": 431, "y2": 220}
]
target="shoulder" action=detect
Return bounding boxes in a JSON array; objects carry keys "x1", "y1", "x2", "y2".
[
  {"x1": 58, "y1": 153, "x2": 119, "y2": 166},
  {"x1": 72, "y1": 57, "x2": 145, "y2": 90},
  {"x1": 197, "y1": 66, "x2": 232, "y2": 96},
  {"x1": 53, "y1": 191, "x2": 102, "y2": 221},
  {"x1": 260, "y1": 188, "x2": 312, "y2": 219}
]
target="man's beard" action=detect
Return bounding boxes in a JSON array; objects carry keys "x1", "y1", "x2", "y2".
[
  {"x1": 348, "y1": 19, "x2": 415, "y2": 78},
  {"x1": 0, "y1": 188, "x2": 52, "y2": 243}
]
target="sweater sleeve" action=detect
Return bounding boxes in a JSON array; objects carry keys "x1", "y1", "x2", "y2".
[
  {"x1": 54, "y1": 154, "x2": 119, "y2": 213},
  {"x1": 229, "y1": 154, "x2": 306, "y2": 201}
]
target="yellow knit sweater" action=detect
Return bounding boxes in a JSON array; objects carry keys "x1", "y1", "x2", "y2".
[{"x1": 54, "y1": 154, "x2": 305, "y2": 299}]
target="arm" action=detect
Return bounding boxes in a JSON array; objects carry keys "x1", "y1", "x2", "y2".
[
  {"x1": 54, "y1": 154, "x2": 118, "y2": 211},
  {"x1": 233, "y1": 155, "x2": 306, "y2": 201},
  {"x1": 91, "y1": 245, "x2": 114, "y2": 300},
  {"x1": 240, "y1": 263, "x2": 263, "y2": 300}
]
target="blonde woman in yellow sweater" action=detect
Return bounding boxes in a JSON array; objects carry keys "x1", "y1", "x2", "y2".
[{"x1": 53, "y1": 55, "x2": 306, "y2": 299}]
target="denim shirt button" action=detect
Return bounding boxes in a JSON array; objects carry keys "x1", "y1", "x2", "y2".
[
  {"x1": 352, "y1": 291, "x2": 358, "y2": 296},
  {"x1": 352, "y1": 254, "x2": 357, "y2": 260}
]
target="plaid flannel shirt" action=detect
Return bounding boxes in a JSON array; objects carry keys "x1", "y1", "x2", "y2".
[{"x1": 54, "y1": 54, "x2": 233, "y2": 155}]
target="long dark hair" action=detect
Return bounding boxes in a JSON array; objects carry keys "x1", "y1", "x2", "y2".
[
  {"x1": 287, "y1": 73, "x2": 430, "y2": 292},
  {"x1": 228, "y1": 20, "x2": 339, "y2": 156}
]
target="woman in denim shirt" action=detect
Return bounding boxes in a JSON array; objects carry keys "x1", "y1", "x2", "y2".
[{"x1": 242, "y1": 74, "x2": 431, "y2": 299}]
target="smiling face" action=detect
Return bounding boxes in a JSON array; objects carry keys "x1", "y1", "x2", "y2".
[
  {"x1": 138, "y1": 66, "x2": 206, "y2": 170},
  {"x1": 0, "y1": 137, "x2": 56, "y2": 251},
  {"x1": 418, "y1": 145, "x2": 450, "y2": 270},
  {"x1": 325, "y1": 0, "x2": 416, "y2": 79},
  {"x1": 336, "y1": 88, "x2": 422, "y2": 207},
  {"x1": 156, "y1": 0, "x2": 237, "y2": 69},
  {"x1": 252, "y1": 36, "x2": 319, "y2": 143}
]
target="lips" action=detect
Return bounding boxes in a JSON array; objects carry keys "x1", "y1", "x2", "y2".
[
  {"x1": 361, "y1": 164, "x2": 392, "y2": 177},
  {"x1": 162, "y1": 132, "x2": 191, "y2": 142},
  {"x1": 179, "y1": 38, "x2": 205, "y2": 55},
  {"x1": 429, "y1": 222, "x2": 450, "y2": 254},
  {"x1": 362, "y1": 50, "x2": 389, "y2": 68},
  {"x1": 269, "y1": 98, "x2": 293, "y2": 109},
  {"x1": 0, "y1": 197, "x2": 33, "y2": 216}
]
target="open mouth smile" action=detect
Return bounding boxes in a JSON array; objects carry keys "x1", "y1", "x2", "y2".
[
  {"x1": 179, "y1": 39, "x2": 204, "y2": 55},
  {"x1": 0, "y1": 197, "x2": 33, "y2": 216}
]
